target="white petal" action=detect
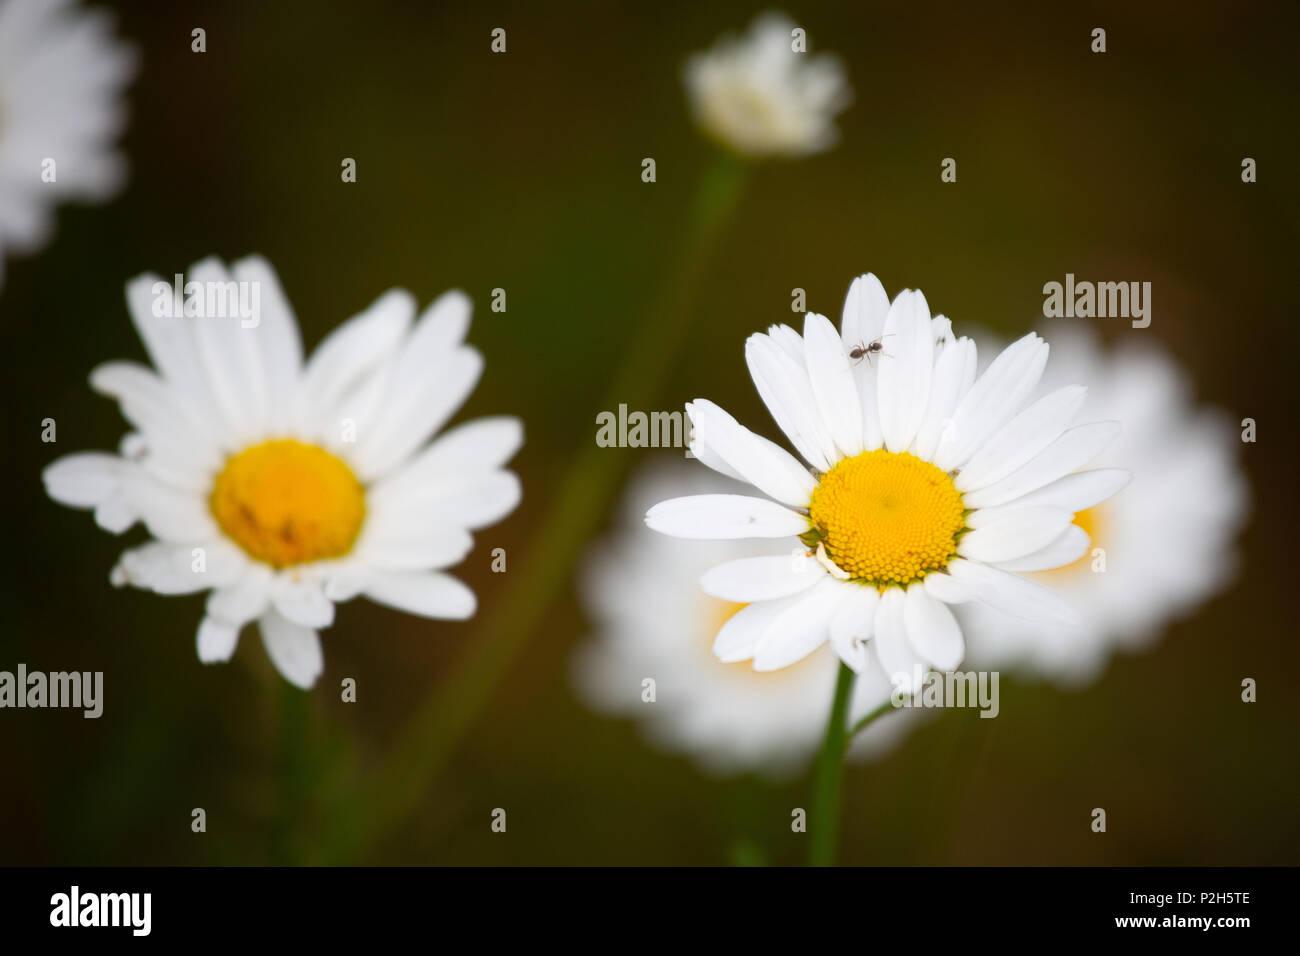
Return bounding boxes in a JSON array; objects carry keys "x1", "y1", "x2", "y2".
[
  {"x1": 699, "y1": 551, "x2": 826, "y2": 602},
  {"x1": 959, "y1": 506, "x2": 1074, "y2": 563},
  {"x1": 189, "y1": 257, "x2": 268, "y2": 442},
  {"x1": 840, "y1": 273, "x2": 889, "y2": 350},
  {"x1": 956, "y1": 385, "x2": 1087, "y2": 491},
  {"x1": 645, "y1": 494, "x2": 810, "y2": 539},
  {"x1": 270, "y1": 576, "x2": 336, "y2": 629},
  {"x1": 903, "y1": 584, "x2": 964, "y2": 671},
  {"x1": 232, "y1": 256, "x2": 302, "y2": 433},
  {"x1": 744, "y1": 332, "x2": 836, "y2": 471},
  {"x1": 803, "y1": 312, "x2": 863, "y2": 457},
  {"x1": 363, "y1": 571, "x2": 477, "y2": 620},
  {"x1": 934, "y1": 333, "x2": 1048, "y2": 471},
  {"x1": 987, "y1": 468, "x2": 1129, "y2": 514},
  {"x1": 686, "y1": 399, "x2": 816, "y2": 507},
  {"x1": 206, "y1": 563, "x2": 272, "y2": 626},
  {"x1": 922, "y1": 570, "x2": 977, "y2": 605},
  {"x1": 911, "y1": 336, "x2": 976, "y2": 461},
  {"x1": 196, "y1": 617, "x2": 240, "y2": 663},
  {"x1": 872, "y1": 587, "x2": 925, "y2": 694},
  {"x1": 994, "y1": 524, "x2": 1090, "y2": 572},
  {"x1": 259, "y1": 609, "x2": 324, "y2": 689},
  {"x1": 370, "y1": 416, "x2": 523, "y2": 504},
  {"x1": 712, "y1": 596, "x2": 797, "y2": 662},
  {"x1": 876, "y1": 290, "x2": 934, "y2": 453},
  {"x1": 43, "y1": 453, "x2": 125, "y2": 508},
  {"x1": 296, "y1": 288, "x2": 414, "y2": 430},
  {"x1": 947, "y1": 558, "x2": 1081, "y2": 626},
  {"x1": 751, "y1": 579, "x2": 844, "y2": 671},
  {"x1": 356, "y1": 522, "x2": 475, "y2": 571},
  {"x1": 829, "y1": 586, "x2": 880, "y2": 672},
  {"x1": 962, "y1": 421, "x2": 1121, "y2": 509}
]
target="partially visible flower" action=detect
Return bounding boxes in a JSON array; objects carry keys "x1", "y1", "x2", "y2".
[
  {"x1": 960, "y1": 324, "x2": 1249, "y2": 684},
  {"x1": 573, "y1": 459, "x2": 902, "y2": 777},
  {"x1": 44, "y1": 255, "x2": 522, "y2": 689},
  {"x1": 0, "y1": 0, "x2": 136, "y2": 287},
  {"x1": 684, "y1": 11, "x2": 850, "y2": 159},
  {"x1": 646, "y1": 273, "x2": 1129, "y2": 695}
]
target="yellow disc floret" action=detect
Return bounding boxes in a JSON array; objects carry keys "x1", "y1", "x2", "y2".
[
  {"x1": 806, "y1": 449, "x2": 965, "y2": 588},
  {"x1": 210, "y1": 439, "x2": 365, "y2": 568}
]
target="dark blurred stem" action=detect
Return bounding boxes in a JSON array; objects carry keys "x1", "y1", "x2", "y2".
[
  {"x1": 270, "y1": 680, "x2": 307, "y2": 864},
  {"x1": 808, "y1": 662, "x2": 855, "y2": 867},
  {"x1": 320, "y1": 155, "x2": 750, "y2": 862}
]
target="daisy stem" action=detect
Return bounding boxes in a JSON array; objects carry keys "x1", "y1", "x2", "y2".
[
  {"x1": 848, "y1": 698, "x2": 896, "y2": 740},
  {"x1": 318, "y1": 154, "x2": 751, "y2": 862},
  {"x1": 808, "y1": 661, "x2": 855, "y2": 867}
]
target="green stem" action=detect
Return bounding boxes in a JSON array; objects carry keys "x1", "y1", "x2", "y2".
[
  {"x1": 808, "y1": 662, "x2": 855, "y2": 867},
  {"x1": 848, "y1": 698, "x2": 897, "y2": 741},
  {"x1": 317, "y1": 155, "x2": 751, "y2": 863}
]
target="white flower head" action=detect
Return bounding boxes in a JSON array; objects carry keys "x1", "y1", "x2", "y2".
[
  {"x1": 684, "y1": 11, "x2": 851, "y2": 159},
  {"x1": 573, "y1": 460, "x2": 904, "y2": 777},
  {"x1": 44, "y1": 255, "x2": 523, "y2": 689},
  {"x1": 646, "y1": 273, "x2": 1129, "y2": 695},
  {"x1": 960, "y1": 324, "x2": 1249, "y2": 684},
  {"x1": 0, "y1": 0, "x2": 137, "y2": 286}
]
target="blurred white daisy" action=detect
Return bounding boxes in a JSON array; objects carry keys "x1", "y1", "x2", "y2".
[
  {"x1": 684, "y1": 11, "x2": 850, "y2": 159},
  {"x1": 44, "y1": 255, "x2": 522, "y2": 689},
  {"x1": 646, "y1": 273, "x2": 1129, "y2": 694},
  {"x1": 574, "y1": 460, "x2": 903, "y2": 777},
  {"x1": 0, "y1": 0, "x2": 136, "y2": 287},
  {"x1": 960, "y1": 324, "x2": 1249, "y2": 684}
]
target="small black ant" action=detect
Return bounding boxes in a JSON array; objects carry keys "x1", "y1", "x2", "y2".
[{"x1": 848, "y1": 333, "x2": 892, "y2": 365}]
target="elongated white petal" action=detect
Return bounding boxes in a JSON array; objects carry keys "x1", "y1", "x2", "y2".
[
  {"x1": 751, "y1": 579, "x2": 844, "y2": 671},
  {"x1": 645, "y1": 494, "x2": 810, "y2": 539},
  {"x1": 189, "y1": 257, "x2": 268, "y2": 443},
  {"x1": 873, "y1": 587, "x2": 925, "y2": 694},
  {"x1": 196, "y1": 617, "x2": 240, "y2": 663},
  {"x1": 903, "y1": 584, "x2": 964, "y2": 670},
  {"x1": 934, "y1": 333, "x2": 1048, "y2": 471},
  {"x1": 43, "y1": 453, "x2": 126, "y2": 508},
  {"x1": 372, "y1": 416, "x2": 522, "y2": 504},
  {"x1": 364, "y1": 571, "x2": 477, "y2": 620},
  {"x1": 232, "y1": 256, "x2": 303, "y2": 434},
  {"x1": 712, "y1": 596, "x2": 798, "y2": 662},
  {"x1": 803, "y1": 312, "x2": 863, "y2": 457},
  {"x1": 700, "y1": 551, "x2": 826, "y2": 602},
  {"x1": 829, "y1": 586, "x2": 880, "y2": 672},
  {"x1": 259, "y1": 609, "x2": 324, "y2": 689},
  {"x1": 206, "y1": 563, "x2": 272, "y2": 627},
  {"x1": 745, "y1": 332, "x2": 836, "y2": 471},
  {"x1": 947, "y1": 558, "x2": 1081, "y2": 626},
  {"x1": 956, "y1": 385, "x2": 1087, "y2": 491},
  {"x1": 357, "y1": 521, "x2": 475, "y2": 571},
  {"x1": 271, "y1": 576, "x2": 335, "y2": 629},
  {"x1": 877, "y1": 290, "x2": 934, "y2": 453},
  {"x1": 686, "y1": 399, "x2": 816, "y2": 507},
  {"x1": 296, "y1": 288, "x2": 414, "y2": 430},
  {"x1": 962, "y1": 421, "x2": 1121, "y2": 509},
  {"x1": 922, "y1": 570, "x2": 977, "y2": 605},
  {"x1": 911, "y1": 336, "x2": 976, "y2": 461},
  {"x1": 994, "y1": 524, "x2": 1090, "y2": 572},
  {"x1": 988, "y1": 467, "x2": 1129, "y2": 514},
  {"x1": 959, "y1": 506, "x2": 1074, "y2": 563},
  {"x1": 840, "y1": 273, "x2": 890, "y2": 350}
]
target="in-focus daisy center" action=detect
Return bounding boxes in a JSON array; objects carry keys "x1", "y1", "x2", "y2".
[
  {"x1": 805, "y1": 449, "x2": 965, "y2": 588},
  {"x1": 210, "y1": 439, "x2": 365, "y2": 568}
]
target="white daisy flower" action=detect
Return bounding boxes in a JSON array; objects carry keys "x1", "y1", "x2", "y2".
[
  {"x1": 960, "y1": 324, "x2": 1249, "y2": 684},
  {"x1": 0, "y1": 0, "x2": 136, "y2": 286},
  {"x1": 646, "y1": 273, "x2": 1129, "y2": 694},
  {"x1": 684, "y1": 11, "x2": 851, "y2": 159},
  {"x1": 573, "y1": 460, "x2": 904, "y2": 777},
  {"x1": 43, "y1": 255, "x2": 523, "y2": 689}
]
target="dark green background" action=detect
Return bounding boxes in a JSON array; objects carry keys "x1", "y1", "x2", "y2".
[{"x1": 1, "y1": 0, "x2": 1295, "y2": 864}]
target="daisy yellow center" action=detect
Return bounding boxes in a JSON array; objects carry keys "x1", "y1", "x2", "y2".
[
  {"x1": 209, "y1": 439, "x2": 365, "y2": 568},
  {"x1": 806, "y1": 450, "x2": 965, "y2": 588}
]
